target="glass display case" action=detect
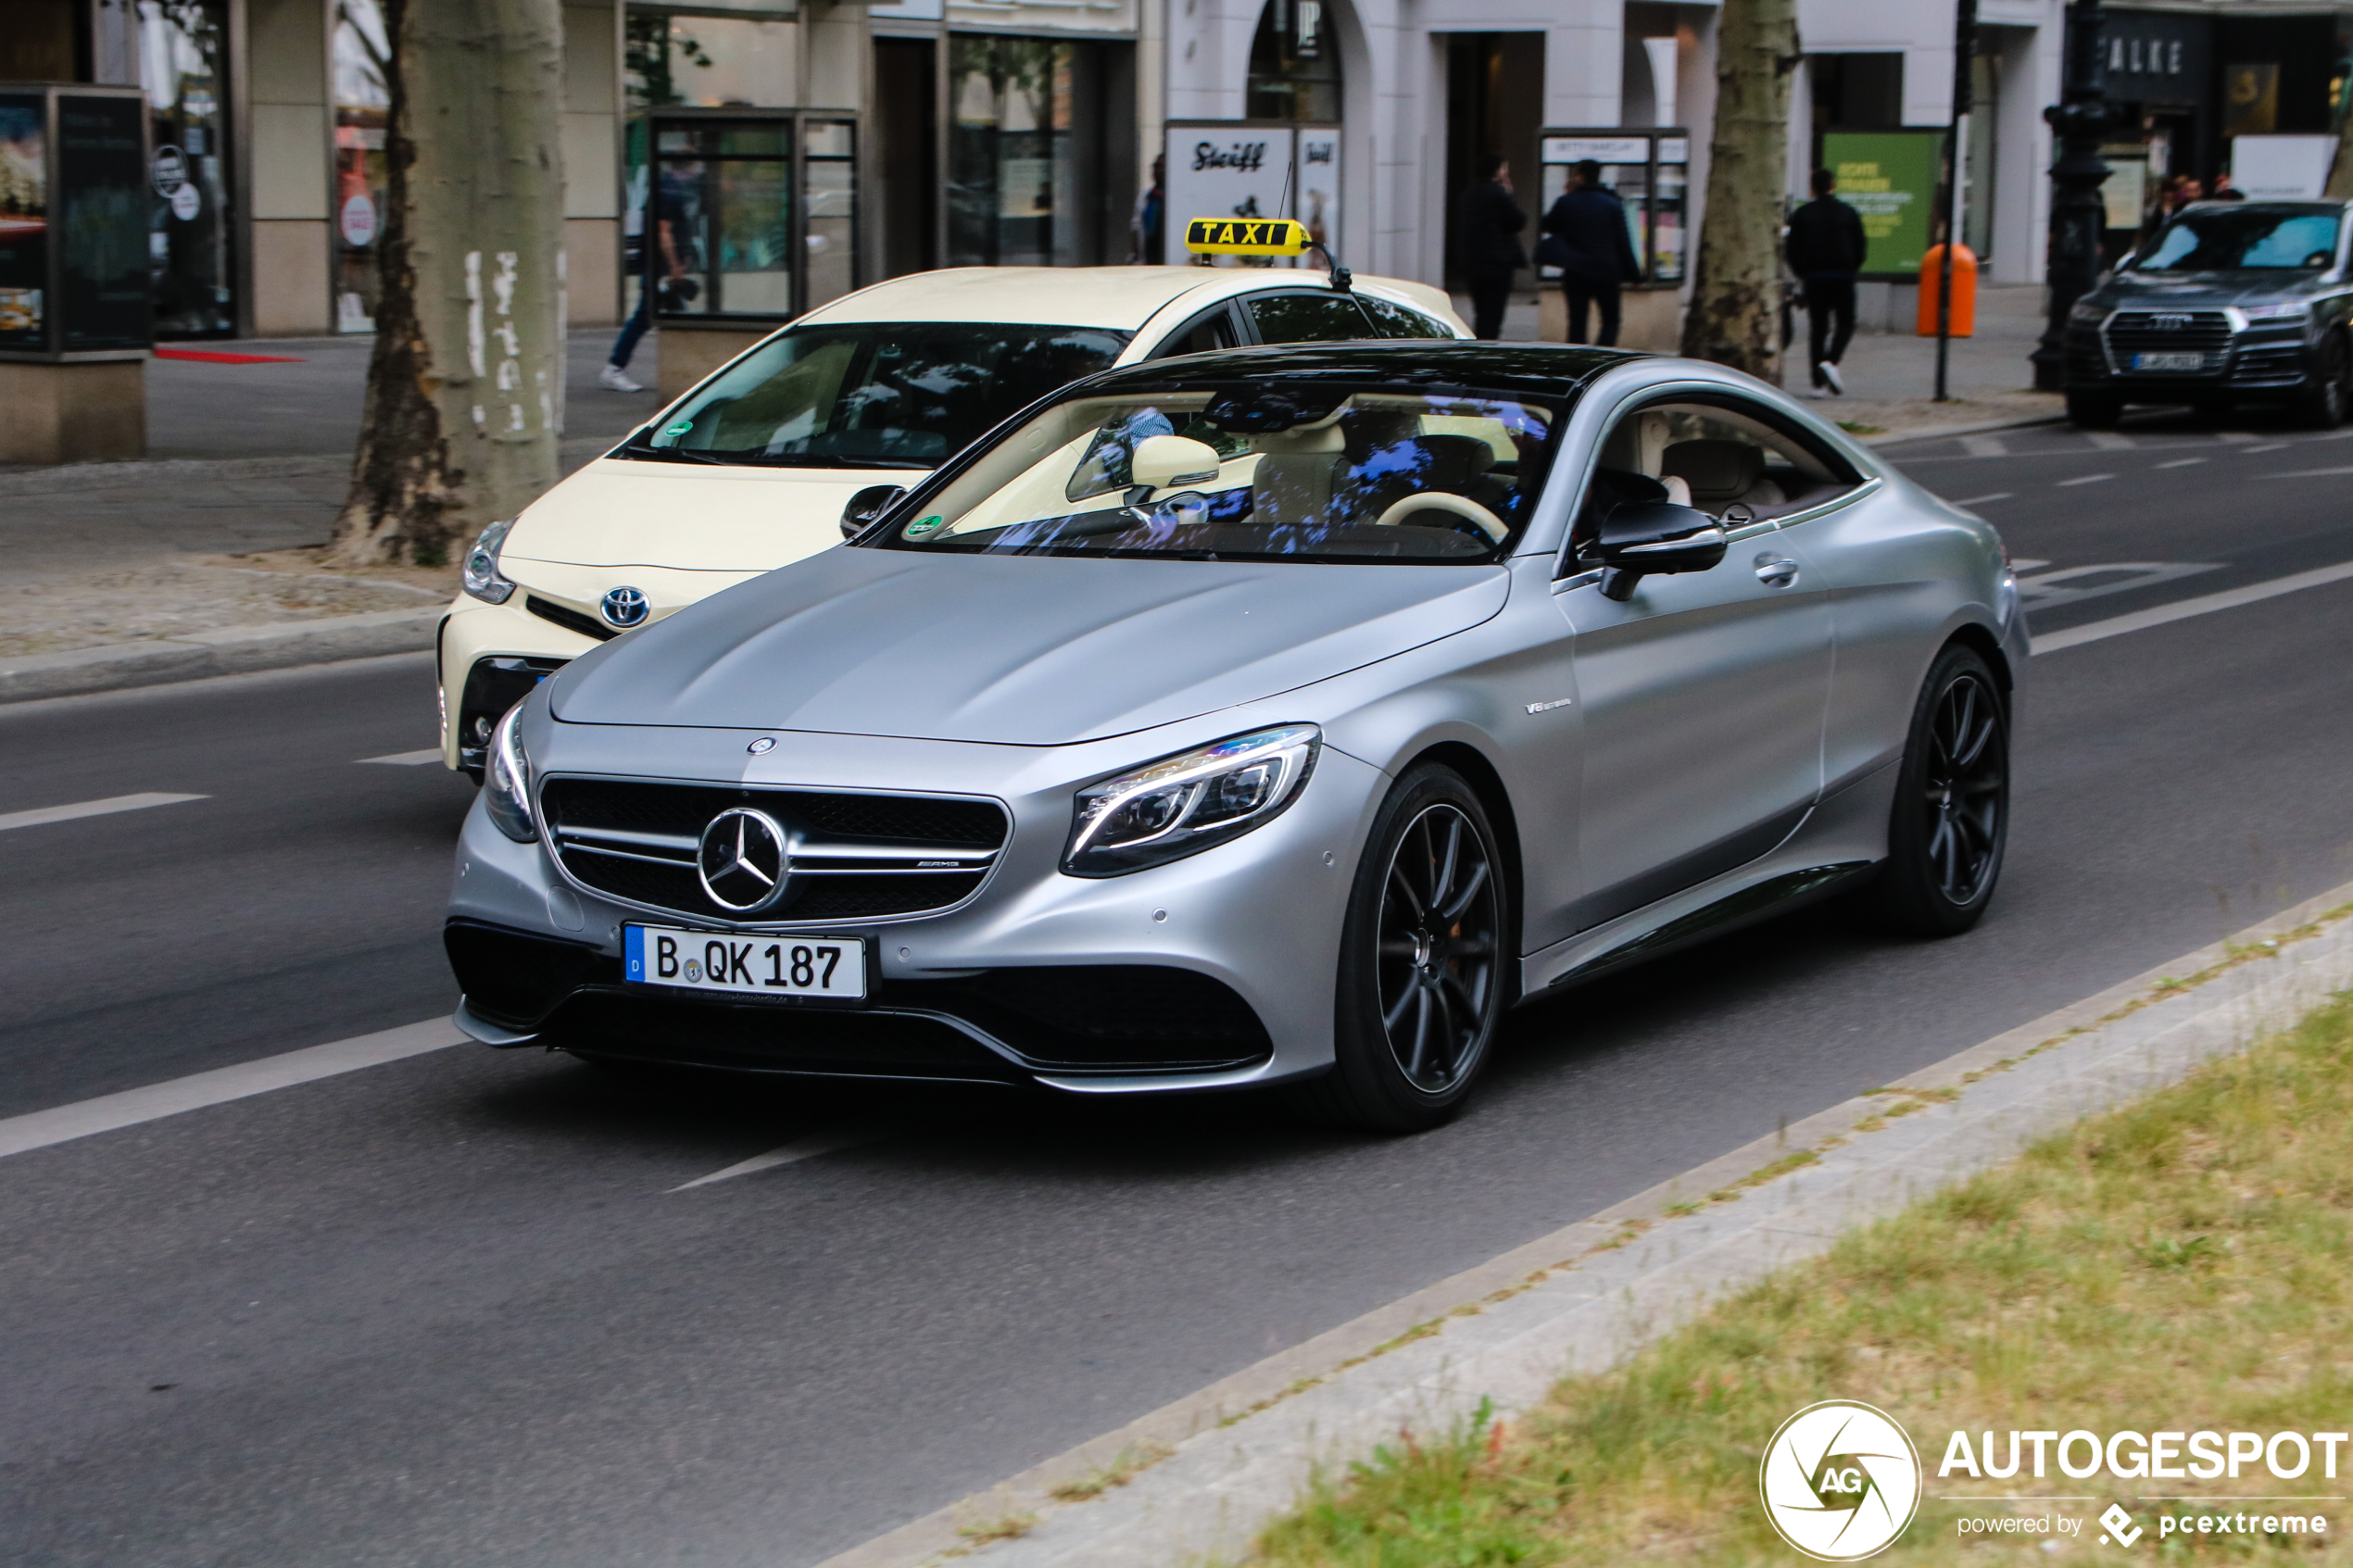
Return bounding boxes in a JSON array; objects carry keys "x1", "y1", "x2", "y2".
[
  {"x1": 647, "y1": 107, "x2": 858, "y2": 325},
  {"x1": 0, "y1": 84, "x2": 152, "y2": 359},
  {"x1": 1538, "y1": 128, "x2": 1690, "y2": 288}
]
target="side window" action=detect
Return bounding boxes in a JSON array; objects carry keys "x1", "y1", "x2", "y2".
[
  {"x1": 1357, "y1": 293, "x2": 1455, "y2": 339},
  {"x1": 1573, "y1": 396, "x2": 1864, "y2": 552},
  {"x1": 1149, "y1": 305, "x2": 1244, "y2": 360},
  {"x1": 1246, "y1": 291, "x2": 1378, "y2": 344}
]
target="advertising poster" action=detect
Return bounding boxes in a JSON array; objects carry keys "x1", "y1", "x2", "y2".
[
  {"x1": 57, "y1": 93, "x2": 149, "y2": 350},
  {"x1": 1292, "y1": 126, "x2": 1340, "y2": 269},
  {"x1": 1823, "y1": 131, "x2": 1942, "y2": 276},
  {"x1": 0, "y1": 93, "x2": 44, "y2": 348},
  {"x1": 1165, "y1": 124, "x2": 1294, "y2": 266}
]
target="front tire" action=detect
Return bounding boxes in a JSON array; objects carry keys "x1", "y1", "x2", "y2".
[
  {"x1": 2297, "y1": 332, "x2": 2350, "y2": 430},
  {"x1": 1862, "y1": 644, "x2": 2010, "y2": 936},
  {"x1": 1305, "y1": 765, "x2": 1508, "y2": 1133}
]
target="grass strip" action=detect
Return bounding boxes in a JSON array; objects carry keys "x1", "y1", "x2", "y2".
[{"x1": 1250, "y1": 993, "x2": 2353, "y2": 1564}]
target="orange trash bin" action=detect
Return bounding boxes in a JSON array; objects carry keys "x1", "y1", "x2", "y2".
[{"x1": 1917, "y1": 244, "x2": 1978, "y2": 336}]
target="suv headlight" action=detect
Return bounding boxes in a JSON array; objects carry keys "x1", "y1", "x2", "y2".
[
  {"x1": 484, "y1": 704, "x2": 538, "y2": 843},
  {"x1": 1063, "y1": 724, "x2": 1319, "y2": 877},
  {"x1": 462, "y1": 518, "x2": 518, "y2": 605},
  {"x1": 2068, "y1": 298, "x2": 2107, "y2": 324},
  {"x1": 2238, "y1": 301, "x2": 2309, "y2": 322}
]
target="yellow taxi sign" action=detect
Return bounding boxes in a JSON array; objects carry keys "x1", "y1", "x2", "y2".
[{"x1": 1182, "y1": 217, "x2": 1314, "y2": 257}]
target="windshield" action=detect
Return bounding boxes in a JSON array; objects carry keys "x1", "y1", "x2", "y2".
[
  {"x1": 2139, "y1": 209, "x2": 2342, "y2": 272},
  {"x1": 623, "y1": 321, "x2": 1133, "y2": 469},
  {"x1": 878, "y1": 386, "x2": 1557, "y2": 563}
]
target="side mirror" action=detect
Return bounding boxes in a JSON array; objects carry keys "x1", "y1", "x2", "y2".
[
  {"x1": 1129, "y1": 433, "x2": 1224, "y2": 490},
  {"x1": 1583, "y1": 500, "x2": 1726, "y2": 601},
  {"x1": 841, "y1": 483, "x2": 908, "y2": 538}
]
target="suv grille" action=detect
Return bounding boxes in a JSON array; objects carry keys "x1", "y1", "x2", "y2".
[
  {"x1": 2103, "y1": 309, "x2": 2232, "y2": 372},
  {"x1": 540, "y1": 776, "x2": 1009, "y2": 925}
]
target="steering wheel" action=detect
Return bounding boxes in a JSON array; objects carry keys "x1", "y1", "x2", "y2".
[{"x1": 1371, "y1": 492, "x2": 1508, "y2": 543}]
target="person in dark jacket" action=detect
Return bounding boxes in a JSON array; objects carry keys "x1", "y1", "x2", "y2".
[
  {"x1": 1541, "y1": 160, "x2": 1642, "y2": 345},
  {"x1": 1456, "y1": 154, "x2": 1528, "y2": 340},
  {"x1": 1784, "y1": 167, "x2": 1869, "y2": 395}
]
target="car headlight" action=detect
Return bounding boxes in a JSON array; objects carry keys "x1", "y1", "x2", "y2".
[
  {"x1": 2239, "y1": 301, "x2": 2309, "y2": 321},
  {"x1": 462, "y1": 519, "x2": 518, "y2": 605},
  {"x1": 484, "y1": 705, "x2": 538, "y2": 843},
  {"x1": 1063, "y1": 724, "x2": 1319, "y2": 877},
  {"x1": 2068, "y1": 298, "x2": 2107, "y2": 324}
]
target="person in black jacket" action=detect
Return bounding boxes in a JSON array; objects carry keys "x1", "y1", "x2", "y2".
[
  {"x1": 1456, "y1": 154, "x2": 1528, "y2": 340},
  {"x1": 1784, "y1": 168, "x2": 1869, "y2": 395},
  {"x1": 1541, "y1": 160, "x2": 1642, "y2": 345}
]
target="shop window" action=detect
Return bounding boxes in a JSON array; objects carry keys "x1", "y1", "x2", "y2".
[
  {"x1": 1, "y1": 0, "x2": 79, "y2": 82},
  {"x1": 140, "y1": 0, "x2": 233, "y2": 337},
  {"x1": 948, "y1": 35, "x2": 1125, "y2": 268},
  {"x1": 648, "y1": 110, "x2": 856, "y2": 321},
  {"x1": 1247, "y1": 0, "x2": 1340, "y2": 122},
  {"x1": 331, "y1": 0, "x2": 390, "y2": 332}
]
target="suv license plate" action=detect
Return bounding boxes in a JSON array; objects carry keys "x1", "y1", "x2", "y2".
[
  {"x1": 2132, "y1": 351, "x2": 2204, "y2": 371},
  {"x1": 624, "y1": 925, "x2": 869, "y2": 1001}
]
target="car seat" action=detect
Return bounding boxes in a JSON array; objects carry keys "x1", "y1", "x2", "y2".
[{"x1": 1660, "y1": 439, "x2": 1785, "y2": 515}]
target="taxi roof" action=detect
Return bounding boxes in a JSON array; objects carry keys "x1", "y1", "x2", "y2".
[{"x1": 799, "y1": 265, "x2": 1453, "y2": 332}]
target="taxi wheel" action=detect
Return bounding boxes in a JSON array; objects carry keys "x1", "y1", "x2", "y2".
[
  {"x1": 1305, "y1": 765, "x2": 1507, "y2": 1133},
  {"x1": 1862, "y1": 644, "x2": 2009, "y2": 937},
  {"x1": 2297, "y1": 332, "x2": 2349, "y2": 430}
]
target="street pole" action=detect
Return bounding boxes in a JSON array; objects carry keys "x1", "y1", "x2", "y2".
[
  {"x1": 2031, "y1": 0, "x2": 2113, "y2": 393},
  {"x1": 1936, "y1": 0, "x2": 1977, "y2": 402}
]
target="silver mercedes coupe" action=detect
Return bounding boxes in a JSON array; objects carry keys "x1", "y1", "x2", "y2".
[{"x1": 446, "y1": 343, "x2": 2026, "y2": 1130}]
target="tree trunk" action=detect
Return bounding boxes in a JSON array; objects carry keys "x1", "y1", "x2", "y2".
[
  {"x1": 333, "y1": 0, "x2": 566, "y2": 567},
  {"x1": 1680, "y1": 0, "x2": 1802, "y2": 377}
]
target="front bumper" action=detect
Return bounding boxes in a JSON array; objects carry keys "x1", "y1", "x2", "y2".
[
  {"x1": 445, "y1": 721, "x2": 1387, "y2": 1093},
  {"x1": 2063, "y1": 322, "x2": 2322, "y2": 402},
  {"x1": 438, "y1": 596, "x2": 600, "y2": 773}
]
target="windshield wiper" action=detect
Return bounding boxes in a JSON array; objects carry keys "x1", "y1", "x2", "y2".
[{"x1": 615, "y1": 440, "x2": 728, "y2": 465}]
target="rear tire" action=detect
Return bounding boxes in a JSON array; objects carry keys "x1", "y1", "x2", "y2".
[
  {"x1": 1860, "y1": 644, "x2": 2010, "y2": 937},
  {"x1": 2066, "y1": 391, "x2": 2120, "y2": 429},
  {"x1": 1300, "y1": 765, "x2": 1508, "y2": 1133}
]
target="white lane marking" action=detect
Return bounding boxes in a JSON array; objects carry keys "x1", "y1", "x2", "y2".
[
  {"x1": 2057, "y1": 472, "x2": 2115, "y2": 486},
  {"x1": 1959, "y1": 435, "x2": 2007, "y2": 457},
  {"x1": 671, "y1": 1131, "x2": 874, "y2": 1191},
  {"x1": 2084, "y1": 433, "x2": 2135, "y2": 450},
  {"x1": 0, "y1": 793, "x2": 208, "y2": 833},
  {"x1": 0, "y1": 1019, "x2": 461, "y2": 1160},
  {"x1": 2155, "y1": 457, "x2": 2206, "y2": 469},
  {"x1": 2263, "y1": 465, "x2": 2353, "y2": 480},
  {"x1": 2033, "y1": 558, "x2": 2353, "y2": 654},
  {"x1": 2220, "y1": 432, "x2": 2261, "y2": 443},
  {"x1": 1953, "y1": 492, "x2": 2012, "y2": 506},
  {"x1": 2010, "y1": 558, "x2": 2051, "y2": 572},
  {"x1": 358, "y1": 748, "x2": 444, "y2": 766},
  {"x1": 2016, "y1": 560, "x2": 2222, "y2": 608},
  {"x1": 2242, "y1": 443, "x2": 2291, "y2": 454}
]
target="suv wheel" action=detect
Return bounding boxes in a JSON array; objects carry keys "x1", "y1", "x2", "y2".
[{"x1": 2298, "y1": 332, "x2": 2349, "y2": 430}]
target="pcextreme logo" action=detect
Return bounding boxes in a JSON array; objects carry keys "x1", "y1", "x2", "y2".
[{"x1": 1760, "y1": 1401, "x2": 1924, "y2": 1561}]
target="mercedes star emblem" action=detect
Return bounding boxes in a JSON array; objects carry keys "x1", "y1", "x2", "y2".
[
  {"x1": 697, "y1": 807, "x2": 791, "y2": 912},
  {"x1": 748, "y1": 736, "x2": 776, "y2": 755},
  {"x1": 600, "y1": 585, "x2": 650, "y2": 629}
]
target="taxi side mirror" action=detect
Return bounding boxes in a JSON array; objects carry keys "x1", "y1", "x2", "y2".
[
  {"x1": 1583, "y1": 501, "x2": 1726, "y2": 600},
  {"x1": 1129, "y1": 434, "x2": 1223, "y2": 490},
  {"x1": 841, "y1": 483, "x2": 908, "y2": 538}
]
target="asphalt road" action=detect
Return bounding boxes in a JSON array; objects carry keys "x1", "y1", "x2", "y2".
[{"x1": 6, "y1": 410, "x2": 2352, "y2": 1567}]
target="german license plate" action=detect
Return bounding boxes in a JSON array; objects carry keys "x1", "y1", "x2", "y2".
[
  {"x1": 2132, "y1": 351, "x2": 2204, "y2": 371},
  {"x1": 624, "y1": 924, "x2": 869, "y2": 1001}
]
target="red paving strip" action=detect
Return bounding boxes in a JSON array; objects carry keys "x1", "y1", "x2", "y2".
[{"x1": 154, "y1": 348, "x2": 307, "y2": 364}]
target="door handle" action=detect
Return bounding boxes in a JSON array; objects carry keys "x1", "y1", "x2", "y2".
[{"x1": 1754, "y1": 553, "x2": 1800, "y2": 589}]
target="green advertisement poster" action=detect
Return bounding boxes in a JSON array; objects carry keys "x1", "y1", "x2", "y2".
[{"x1": 1822, "y1": 132, "x2": 1943, "y2": 276}]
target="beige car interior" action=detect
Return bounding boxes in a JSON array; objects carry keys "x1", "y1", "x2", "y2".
[{"x1": 1595, "y1": 403, "x2": 1856, "y2": 525}]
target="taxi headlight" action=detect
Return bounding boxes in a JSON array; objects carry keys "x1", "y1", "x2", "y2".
[
  {"x1": 1064, "y1": 725, "x2": 1318, "y2": 876},
  {"x1": 484, "y1": 705, "x2": 538, "y2": 843},
  {"x1": 462, "y1": 518, "x2": 518, "y2": 605}
]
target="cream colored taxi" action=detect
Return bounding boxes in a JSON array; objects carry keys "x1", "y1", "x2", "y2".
[{"x1": 439, "y1": 265, "x2": 1466, "y2": 776}]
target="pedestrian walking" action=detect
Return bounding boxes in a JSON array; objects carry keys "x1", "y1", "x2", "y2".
[
  {"x1": 1784, "y1": 167, "x2": 1867, "y2": 395},
  {"x1": 1130, "y1": 154, "x2": 1166, "y2": 264},
  {"x1": 1455, "y1": 154, "x2": 1527, "y2": 340},
  {"x1": 604, "y1": 164, "x2": 693, "y2": 393},
  {"x1": 1540, "y1": 160, "x2": 1642, "y2": 346}
]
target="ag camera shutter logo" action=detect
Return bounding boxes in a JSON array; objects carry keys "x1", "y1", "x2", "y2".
[{"x1": 1760, "y1": 1400, "x2": 1922, "y2": 1560}]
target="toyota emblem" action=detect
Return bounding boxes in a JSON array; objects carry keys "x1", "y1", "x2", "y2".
[
  {"x1": 698, "y1": 808, "x2": 791, "y2": 912},
  {"x1": 600, "y1": 585, "x2": 650, "y2": 629}
]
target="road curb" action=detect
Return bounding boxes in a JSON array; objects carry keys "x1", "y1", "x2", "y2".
[
  {"x1": 1860, "y1": 410, "x2": 2069, "y2": 446},
  {"x1": 0, "y1": 606, "x2": 443, "y2": 706},
  {"x1": 816, "y1": 881, "x2": 2353, "y2": 1568}
]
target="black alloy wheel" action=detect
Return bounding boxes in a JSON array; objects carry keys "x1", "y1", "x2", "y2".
[
  {"x1": 1862, "y1": 644, "x2": 2010, "y2": 936},
  {"x1": 1308, "y1": 765, "x2": 1508, "y2": 1132},
  {"x1": 2299, "y1": 332, "x2": 2350, "y2": 430}
]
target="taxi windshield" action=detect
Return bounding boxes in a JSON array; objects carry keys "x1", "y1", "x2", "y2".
[
  {"x1": 622, "y1": 321, "x2": 1132, "y2": 469},
  {"x1": 2139, "y1": 209, "x2": 2342, "y2": 272},
  {"x1": 878, "y1": 387, "x2": 1557, "y2": 563}
]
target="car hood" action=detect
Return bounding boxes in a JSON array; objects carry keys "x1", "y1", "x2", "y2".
[
  {"x1": 501, "y1": 457, "x2": 922, "y2": 572},
  {"x1": 551, "y1": 546, "x2": 1511, "y2": 746},
  {"x1": 2095, "y1": 272, "x2": 2327, "y2": 308}
]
